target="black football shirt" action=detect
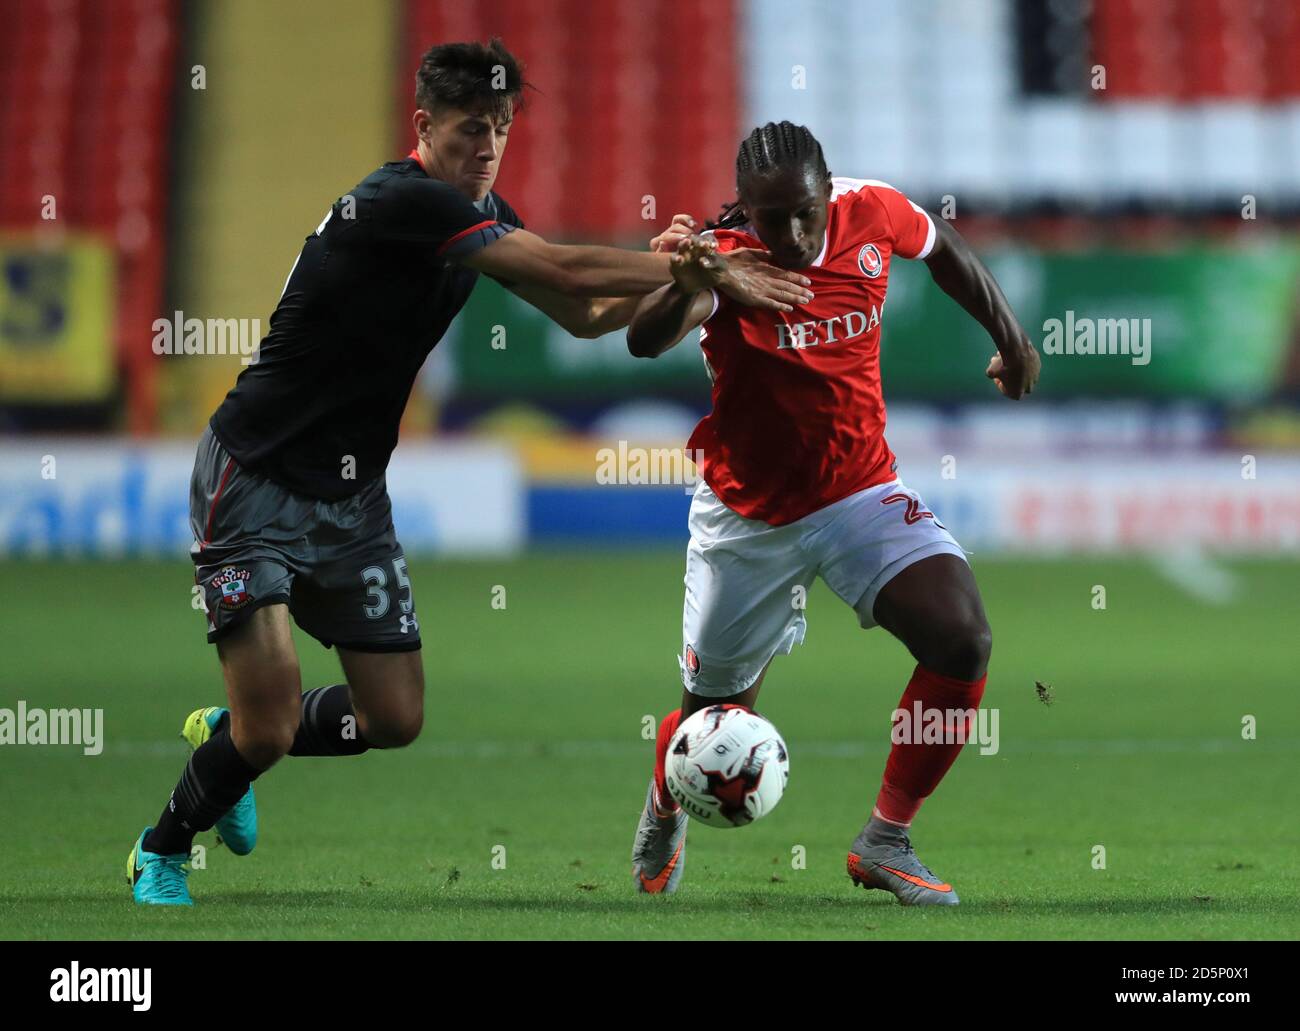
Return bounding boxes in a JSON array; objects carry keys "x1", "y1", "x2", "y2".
[{"x1": 209, "y1": 154, "x2": 522, "y2": 499}]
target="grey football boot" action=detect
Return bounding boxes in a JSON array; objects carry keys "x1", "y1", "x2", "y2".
[
  {"x1": 631, "y1": 779, "x2": 688, "y2": 894},
  {"x1": 847, "y1": 817, "x2": 960, "y2": 906}
]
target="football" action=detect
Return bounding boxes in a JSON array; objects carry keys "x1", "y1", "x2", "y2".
[{"x1": 664, "y1": 705, "x2": 789, "y2": 827}]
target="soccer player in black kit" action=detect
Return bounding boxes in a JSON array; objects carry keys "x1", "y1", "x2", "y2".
[{"x1": 127, "y1": 38, "x2": 812, "y2": 905}]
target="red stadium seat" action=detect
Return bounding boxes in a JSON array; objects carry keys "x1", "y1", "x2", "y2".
[
  {"x1": 400, "y1": 0, "x2": 741, "y2": 240},
  {"x1": 0, "y1": 0, "x2": 178, "y2": 431}
]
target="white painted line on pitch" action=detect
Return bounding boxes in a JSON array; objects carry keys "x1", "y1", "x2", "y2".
[{"x1": 1149, "y1": 548, "x2": 1240, "y2": 606}]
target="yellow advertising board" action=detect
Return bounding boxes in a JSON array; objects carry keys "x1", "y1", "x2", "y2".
[{"x1": 0, "y1": 235, "x2": 115, "y2": 402}]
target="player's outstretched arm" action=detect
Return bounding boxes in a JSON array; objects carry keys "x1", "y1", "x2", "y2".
[
  {"x1": 502, "y1": 283, "x2": 640, "y2": 339},
  {"x1": 627, "y1": 283, "x2": 715, "y2": 359},
  {"x1": 461, "y1": 227, "x2": 810, "y2": 310},
  {"x1": 499, "y1": 215, "x2": 701, "y2": 339},
  {"x1": 626, "y1": 236, "x2": 729, "y2": 359},
  {"x1": 460, "y1": 228, "x2": 673, "y2": 297},
  {"x1": 922, "y1": 217, "x2": 1041, "y2": 399}
]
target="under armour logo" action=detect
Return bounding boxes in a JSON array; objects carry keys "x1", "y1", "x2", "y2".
[{"x1": 399, "y1": 613, "x2": 419, "y2": 634}]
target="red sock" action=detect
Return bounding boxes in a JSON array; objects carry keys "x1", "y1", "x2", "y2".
[
  {"x1": 873, "y1": 665, "x2": 987, "y2": 827},
  {"x1": 652, "y1": 709, "x2": 683, "y2": 813}
]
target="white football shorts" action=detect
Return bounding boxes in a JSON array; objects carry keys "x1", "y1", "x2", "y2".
[{"x1": 679, "y1": 478, "x2": 967, "y2": 697}]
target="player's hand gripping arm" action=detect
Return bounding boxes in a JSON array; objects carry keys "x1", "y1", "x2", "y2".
[
  {"x1": 627, "y1": 235, "x2": 813, "y2": 358},
  {"x1": 500, "y1": 215, "x2": 701, "y2": 339},
  {"x1": 461, "y1": 225, "x2": 810, "y2": 310},
  {"x1": 923, "y1": 217, "x2": 1041, "y2": 399}
]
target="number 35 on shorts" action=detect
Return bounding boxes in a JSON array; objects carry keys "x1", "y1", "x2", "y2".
[{"x1": 361, "y1": 557, "x2": 419, "y2": 635}]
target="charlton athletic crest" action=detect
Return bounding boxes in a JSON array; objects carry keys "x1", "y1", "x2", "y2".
[
  {"x1": 211, "y1": 566, "x2": 253, "y2": 610},
  {"x1": 684, "y1": 645, "x2": 701, "y2": 678},
  {"x1": 857, "y1": 243, "x2": 883, "y2": 279}
]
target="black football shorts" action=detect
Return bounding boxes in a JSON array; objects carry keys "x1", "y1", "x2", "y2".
[{"x1": 189, "y1": 426, "x2": 421, "y2": 652}]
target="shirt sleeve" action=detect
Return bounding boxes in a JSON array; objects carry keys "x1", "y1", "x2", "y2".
[
  {"x1": 372, "y1": 176, "x2": 517, "y2": 259},
  {"x1": 489, "y1": 193, "x2": 525, "y2": 231},
  {"x1": 481, "y1": 194, "x2": 526, "y2": 285},
  {"x1": 871, "y1": 183, "x2": 936, "y2": 260},
  {"x1": 702, "y1": 230, "x2": 743, "y2": 322}
]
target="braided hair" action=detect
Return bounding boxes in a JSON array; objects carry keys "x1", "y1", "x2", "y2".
[{"x1": 708, "y1": 121, "x2": 830, "y2": 230}]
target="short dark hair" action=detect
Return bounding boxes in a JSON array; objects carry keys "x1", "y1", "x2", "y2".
[{"x1": 415, "y1": 38, "x2": 528, "y2": 122}]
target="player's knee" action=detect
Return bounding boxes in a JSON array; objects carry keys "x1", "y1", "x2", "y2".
[
  {"x1": 391, "y1": 708, "x2": 424, "y2": 747},
  {"x1": 233, "y1": 717, "x2": 297, "y2": 769},
  {"x1": 345, "y1": 651, "x2": 424, "y2": 747},
  {"x1": 925, "y1": 617, "x2": 992, "y2": 682},
  {"x1": 226, "y1": 674, "x2": 301, "y2": 768},
  {"x1": 358, "y1": 683, "x2": 424, "y2": 748},
  {"x1": 366, "y1": 706, "x2": 423, "y2": 749}
]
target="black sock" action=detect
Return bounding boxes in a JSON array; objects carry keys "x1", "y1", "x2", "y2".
[
  {"x1": 289, "y1": 684, "x2": 371, "y2": 757},
  {"x1": 144, "y1": 727, "x2": 261, "y2": 856}
]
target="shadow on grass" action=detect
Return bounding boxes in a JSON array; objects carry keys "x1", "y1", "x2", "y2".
[
  {"x1": 29, "y1": 893, "x2": 1290, "y2": 913},
  {"x1": 7, "y1": 887, "x2": 1294, "y2": 921}
]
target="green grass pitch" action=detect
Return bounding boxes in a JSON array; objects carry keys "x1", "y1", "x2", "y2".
[{"x1": 1, "y1": 553, "x2": 1297, "y2": 939}]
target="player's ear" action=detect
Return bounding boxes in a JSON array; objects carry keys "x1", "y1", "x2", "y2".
[{"x1": 412, "y1": 107, "x2": 431, "y2": 142}]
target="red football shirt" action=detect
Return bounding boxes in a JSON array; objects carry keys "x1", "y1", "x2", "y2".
[{"x1": 688, "y1": 177, "x2": 936, "y2": 526}]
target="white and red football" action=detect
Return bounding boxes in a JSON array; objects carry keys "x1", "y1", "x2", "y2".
[{"x1": 665, "y1": 705, "x2": 789, "y2": 828}]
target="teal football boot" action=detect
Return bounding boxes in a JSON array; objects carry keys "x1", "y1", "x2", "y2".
[
  {"x1": 181, "y1": 706, "x2": 258, "y2": 855},
  {"x1": 127, "y1": 827, "x2": 193, "y2": 906}
]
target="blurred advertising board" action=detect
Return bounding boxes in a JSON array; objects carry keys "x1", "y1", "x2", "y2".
[
  {"x1": 0, "y1": 440, "x2": 524, "y2": 558},
  {"x1": 528, "y1": 453, "x2": 1300, "y2": 555},
  {"x1": 1, "y1": 441, "x2": 1295, "y2": 558},
  {"x1": 910, "y1": 456, "x2": 1300, "y2": 554},
  {"x1": 0, "y1": 236, "x2": 115, "y2": 403},
  {"x1": 444, "y1": 243, "x2": 1300, "y2": 403}
]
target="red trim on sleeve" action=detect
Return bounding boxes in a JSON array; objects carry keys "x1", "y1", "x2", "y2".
[{"x1": 435, "y1": 219, "x2": 498, "y2": 256}]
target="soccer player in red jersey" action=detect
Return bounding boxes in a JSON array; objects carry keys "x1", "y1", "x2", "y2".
[{"x1": 628, "y1": 121, "x2": 1040, "y2": 905}]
